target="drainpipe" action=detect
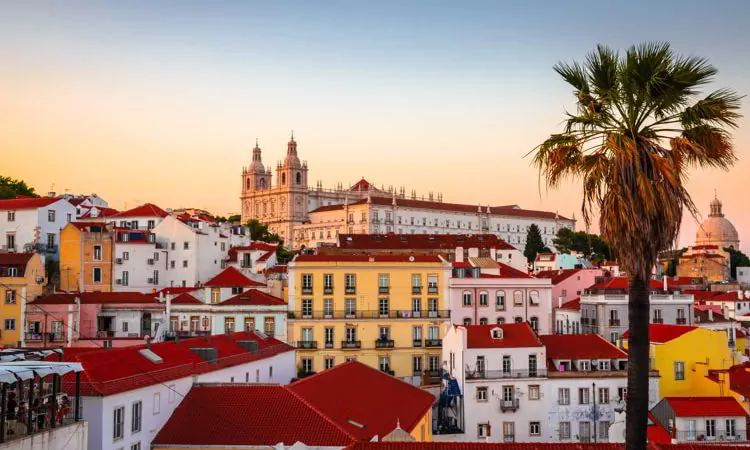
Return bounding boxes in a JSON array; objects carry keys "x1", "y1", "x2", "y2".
[
  {"x1": 592, "y1": 381, "x2": 597, "y2": 442},
  {"x1": 474, "y1": 287, "x2": 478, "y2": 324}
]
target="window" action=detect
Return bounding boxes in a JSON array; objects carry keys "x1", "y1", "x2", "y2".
[
  {"x1": 726, "y1": 419, "x2": 736, "y2": 437},
  {"x1": 345, "y1": 274, "x2": 356, "y2": 292},
  {"x1": 131, "y1": 443, "x2": 141, "y2": 450},
  {"x1": 528, "y1": 354, "x2": 538, "y2": 376},
  {"x1": 7, "y1": 211, "x2": 15, "y2": 222},
  {"x1": 412, "y1": 356, "x2": 422, "y2": 374},
  {"x1": 428, "y1": 355, "x2": 439, "y2": 371},
  {"x1": 598, "y1": 387, "x2": 610, "y2": 404},
  {"x1": 579, "y1": 360, "x2": 590, "y2": 371},
  {"x1": 323, "y1": 298, "x2": 333, "y2": 317},
  {"x1": 4, "y1": 319, "x2": 16, "y2": 330},
  {"x1": 503, "y1": 422, "x2": 515, "y2": 441},
  {"x1": 617, "y1": 387, "x2": 627, "y2": 402},
  {"x1": 579, "y1": 422, "x2": 591, "y2": 441},
  {"x1": 476, "y1": 355, "x2": 486, "y2": 375},
  {"x1": 147, "y1": 219, "x2": 155, "y2": 229},
  {"x1": 530, "y1": 421, "x2": 541, "y2": 436},
  {"x1": 653, "y1": 308, "x2": 663, "y2": 322},
  {"x1": 558, "y1": 388, "x2": 570, "y2": 405},
  {"x1": 528, "y1": 385, "x2": 540, "y2": 400},
  {"x1": 497, "y1": 317, "x2": 506, "y2": 324},
  {"x1": 379, "y1": 356, "x2": 391, "y2": 372},
  {"x1": 264, "y1": 317, "x2": 275, "y2": 336},
  {"x1": 153, "y1": 392, "x2": 160, "y2": 414},
  {"x1": 559, "y1": 421, "x2": 571, "y2": 439},
  {"x1": 462, "y1": 292, "x2": 472, "y2": 306},
  {"x1": 412, "y1": 298, "x2": 421, "y2": 314},
  {"x1": 153, "y1": 270, "x2": 159, "y2": 285},
  {"x1": 610, "y1": 331, "x2": 619, "y2": 344},
  {"x1": 48, "y1": 210, "x2": 56, "y2": 222},
  {"x1": 122, "y1": 271, "x2": 129, "y2": 286},
  {"x1": 411, "y1": 274, "x2": 421, "y2": 291},
  {"x1": 5, "y1": 290, "x2": 16, "y2": 304},
  {"x1": 598, "y1": 360, "x2": 610, "y2": 371},
  {"x1": 170, "y1": 261, "x2": 175, "y2": 269},
  {"x1": 502, "y1": 355, "x2": 512, "y2": 373},
  {"x1": 182, "y1": 260, "x2": 188, "y2": 268},
  {"x1": 131, "y1": 401, "x2": 142, "y2": 433},
  {"x1": 378, "y1": 298, "x2": 389, "y2": 316},
  {"x1": 476, "y1": 386, "x2": 488, "y2": 402},
  {"x1": 599, "y1": 421, "x2": 610, "y2": 439},
  {"x1": 325, "y1": 357, "x2": 335, "y2": 370},
  {"x1": 479, "y1": 292, "x2": 489, "y2": 306},
  {"x1": 93, "y1": 267, "x2": 102, "y2": 283},
  {"x1": 479, "y1": 317, "x2": 488, "y2": 325},
  {"x1": 301, "y1": 327, "x2": 313, "y2": 342},
  {"x1": 5, "y1": 234, "x2": 15, "y2": 251},
  {"x1": 323, "y1": 273, "x2": 333, "y2": 292},
  {"x1": 47, "y1": 233, "x2": 55, "y2": 249},
  {"x1": 529, "y1": 291, "x2": 539, "y2": 306},
  {"x1": 93, "y1": 245, "x2": 102, "y2": 261},
  {"x1": 345, "y1": 326, "x2": 357, "y2": 343},
  {"x1": 171, "y1": 242, "x2": 175, "y2": 250},
  {"x1": 674, "y1": 361, "x2": 685, "y2": 380},
  {"x1": 302, "y1": 299, "x2": 313, "y2": 317},
  {"x1": 427, "y1": 274, "x2": 438, "y2": 292},
  {"x1": 345, "y1": 298, "x2": 356, "y2": 316},
  {"x1": 378, "y1": 274, "x2": 389, "y2": 293},
  {"x1": 168, "y1": 384, "x2": 176, "y2": 403},
  {"x1": 224, "y1": 317, "x2": 235, "y2": 332},
  {"x1": 561, "y1": 289, "x2": 567, "y2": 298},
  {"x1": 477, "y1": 423, "x2": 491, "y2": 438},
  {"x1": 302, "y1": 274, "x2": 313, "y2": 292},
  {"x1": 705, "y1": 419, "x2": 716, "y2": 438},
  {"x1": 578, "y1": 387, "x2": 590, "y2": 404},
  {"x1": 301, "y1": 358, "x2": 313, "y2": 373},
  {"x1": 513, "y1": 291, "x2": 523, "y2": 306},
  {"x1": 496, "y1": 292, "x2": 506, "y2": 310},
  {"x1": 529, "y1": 316, "x2": 539, "y2": 331},
  {"x1": 122, "y1": 321, "x2": 129, "y2": 333},
  {"x1": 412, "y1": 326, "x2": 422, "y2": 344},
  {"x1": 183, "y1": 241, "x2": 189, "y2": 250},
  {"x1": 428, "y1": 326, "x2": 439, "y2": 341},
  {"x1": 113, "y1": 406, "x2": 125, "y2": 440}
]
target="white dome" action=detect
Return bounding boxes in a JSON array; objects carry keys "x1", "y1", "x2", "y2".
[{"x1": 695, "y1": 196, "x2": 740, "y2": 248}]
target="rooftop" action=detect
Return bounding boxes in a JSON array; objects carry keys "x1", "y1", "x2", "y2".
[
  {"x1": 170, "y1": 293, "x2": 203, "y2": 305},
  {"x1": 295, "y1": 254, "x2": 444, "y2": 263},
  {"x1": 622, "y1": 324, "x2": 698, "y2": 343},
  {"x1": 152, "y1": 361, "x2": 435, "y2": 447},
  {"x1": 0, "y1": 252, "x2": 34, "y2": 275},
  {"x1": 664, "y1": 396, "x2": 748, "y2": 417},
  {"x1": 31, "y1": 291, "x2": 161, "y2": 305},
  {"x1": 336, "y1": 233, "x2": 516, "y2": 251},
  {"x1": 540, "y1": 334, "x2": 627, "y2": 361},
  {"x1": 204, "y1": 266, "x2": 266, "y2": 287},
  {"x1": 0, "y1": 196, "x2": 65, "y2": 210},
  {"x1": 557, "y1": 297, "x2": 581, "y2": 311},
  {"x1": 112, "y1": 202, "x2": 169, "y2": 218},
  {"x1": 342, "y1": 442, "x2": 749, "y2": 450},
  {"x1": 219, "y1": 289, "x2": 286, "y2": 306},
  {"x1": 535, "y1": 268, "x2": 587, "y2": 284},
  {"x1": 461, "y1": 323, "x2": 543, "y2": 349}
]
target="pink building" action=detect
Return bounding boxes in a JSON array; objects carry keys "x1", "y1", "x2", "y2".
[
  {"x1": 535, "y1": 268, "x2": 602, "y2": 306},
  {"x1": 448, "y1": 260, "x2": 553, "y2": 334},
  {"x1": 25, "y1": 291, "x2": 165, "y2": 348}
]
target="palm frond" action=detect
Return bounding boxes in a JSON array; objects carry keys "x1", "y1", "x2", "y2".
[{"x1": 680, "y1": 88, "x2": 744, "y2": 128}]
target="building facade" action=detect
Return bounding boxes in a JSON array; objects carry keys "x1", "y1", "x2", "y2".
[
  {"x1": 287, "y1": 254, "x2": 451, "y2": 384},
  {"x1": 0, "y1": 196, "x2": 76, "y2": 261},
  {"x1": 239, "y1": 137, "x2": 575, "y2": 249},
  {"x1": 0, "y1": 252, "x2": 45, "y2": 346},
  {"x1": 59, "y1": 222, "x2": 116, "y2": 292}
]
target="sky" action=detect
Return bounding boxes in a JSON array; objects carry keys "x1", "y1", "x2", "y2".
[{"x1": 1, "y1": 0, "x2": 749, "y2": 252}]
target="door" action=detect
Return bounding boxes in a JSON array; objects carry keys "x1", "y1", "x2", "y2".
[{"x1": 141, "y1": 312, "x2": 152, "y2": 336}]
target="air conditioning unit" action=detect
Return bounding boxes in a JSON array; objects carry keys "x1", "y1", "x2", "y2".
[
  {"x1": 115, "y1": 258, "x2": 123, "y2": 264},
  {"x1": 147, "y1": 258, "x2": 155, "y2": 265},
  {"x1": 147, "y1": 278, "x2": 155, "y2": 284},
  {"x1": 115, "y1": 279, "x2": 122, "y2": 285}
]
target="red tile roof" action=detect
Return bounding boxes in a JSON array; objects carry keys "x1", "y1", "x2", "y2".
[
  {"x1": 170, "y1": 293, "x2": 203, "y2": 305},
  {"x1": 0, "y1": 252, "x2": 34, "y2": 270},
  {"x1": 461, "y1": 323, "x2": 543, "y2": 349},
  {"x1": 79, "y1": 207, "x2": 120, "y2": 218},
  {"x1": 622, "y1": 324, "x2": 697, "y2": 343},
  {"x1": 289, "y1": 361, "x2": 435, "y2": 441},
  {"x1": 112, "y1": 203, "x2": 168, "y2": 218},
  {"x1": 648, "y1": 412, "x2": 672, "y2": 444},
  {"x1": 69, "y1": 222, "x2": 111, "y2": 231},
  {"x1": 343, "y1": 443, "x2": 750, "y2": 450},
  {"x1": 540, "y1": 334, "x2": 627, "y2": 360},
  {"x1": 153, "y1": 287, "x2": 198, "y2": 297},
  {"x1": 226, "y1": 242, "x2": 278, "y2": 263},
  {"x1": 31, "y1": 292, "x2": 162, "y2": 305},
  {"x1": 295, "y1": 254, "x2": 443, "y2": 263},
  {"x1": 692, "y1": 244, "x2": 720, "y2": 250},
  {"x1": 0, "y1": 197, "x2": 65, "y2": 210},
  {"x1": 350, "y1": 178, "x2": 376, "y2": 191},
  {"x1": 664, "y1": 396, "x2": 748, "y2": 417},
  {"x1": 309, "y1": 196, "x2": 572, "y2": 220},
  {"x1": 152, "y1": 384, "x2": 355, "y2": 447},
  {"x1": 264, "y1": 265, "x2": 288, "y2": 274},
  {"x1": 588, "y1": 277, "x2": 664, "y2": 291},
  {"x1": 725, "y1": 361, "x2": 750, "y2": 398},
  {"x1": 337, "y1": 234, "x2": 516, "y2": 251},
  {"x1": 152, "y1": 361, "x2": 434, "y2": 447},
  {"x1": 219, "y1": 289, "x2": 286, "y2": 306},
  {"x1": 59, "y1": 331, "x2": 293, "y2": 396},
  {"x1": 204, "y1": 267, "x2": 265, "y2": 287},
  {"x1": 535, "y1": 268, "x2": 597, "y2": 285},
  {"x1": 557, "y1": 297, "x2": 581, "y2": 311}
]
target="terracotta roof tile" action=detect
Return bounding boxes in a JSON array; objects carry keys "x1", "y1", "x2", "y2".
[
  {"x1": 540, "y1": 334, "x2": 627, "y2": 360},
  {"x1": 728, "y1": 362, "x2": 750, "y2": 397},
  {"x1": 170, "y1": 293, "x2": 203, "y2": 305},
  {"x1": 0, "y1": 197, "x2": 65, "y2": 210},
  {"x1": 295, "y1": 254, "x2": 443, "y2": 263},
  {"x1": 664, "y1": 396, "x2": 748, "y2": 417},
  {"x1": 337, "y1": 234, "x2": 515, "y2": 251},
  {"x1": 535, "y1": 269, "x2": 585, "y2": 284},
  {"x1": 0, "y1": 252, "x2": 34, "y2": 268},
  {"x1": 204, "y1": 267, "x2": 265, "y2": 287},
  {"x1": 622, "y1": 324, "x2": 697, "y2": 343},
  {"x1": 153, "y1": 287, "x2": 198, "y2": 297},
  {"x1": 219, "y1": 289, "x2": 285, "y2": 306},
  {"x1": 31, "y1": 292, "x2": 161, "y2": 305},
  {"x1": 112, "y1": 203, "x2": 168, "y2": 218},
  {"x1": 344, "y1": 442, "x2": 750, "y2": 450},
  {"x1": 462, "y1": 323, "x2": 543, "y2": 349},
  {"x1": 557, "y1": 297, "x2": 581, "y2": 311}
]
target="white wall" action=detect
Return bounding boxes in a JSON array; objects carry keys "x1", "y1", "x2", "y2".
[
  {"x1": 0, "y1": 200, "x2": 76, "y2": 260},
  {"x1": 0, "y1": 421, "x2": 88, "y2": 450},
  {"x1": 114, "y1": 242, "x2": 163, "y2": 292},
  {"x1": 738, "y1": 267, "x2": 750, "y2": 287}
]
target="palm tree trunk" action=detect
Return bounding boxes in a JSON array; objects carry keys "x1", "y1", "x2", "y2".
[{"x1": 625, "y1": 273, "x2": 650, "y2": 450}]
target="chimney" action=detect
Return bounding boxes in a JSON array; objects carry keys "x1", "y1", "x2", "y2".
[
  {"x1": 708, "y1": 309, "x2": 713, "y2": 322},
  {"x1": 663, "y1": 276, "x2": 668, "y2": 293},
  {"x1": 145, "y1": 336, "x2": 152, "y2": 350}
]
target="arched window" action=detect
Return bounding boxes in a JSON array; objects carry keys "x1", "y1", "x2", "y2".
[
  {"x1": 514, "y1": 316, "x2": 523, "y2": 323},
  {"x1": 463, "y1": 318, "x2": 472, "y2": 326},
  {"x1": 296, "y1": 172, "x2": 302, "y2": 185},
  {"x1": 513, "y1": 290, "x2": 523, "y2": 306},
  {"x1": 529, "y1": 290, "x2": 539, "y2": 306},
  {"x1": 281, "y1": 173, "x2": 286, "y2": 185},
  {"x1": 462, "y1": 292, "x2": 472, "y2": 306},
  {"x1": 246, "y1": 178, "x2": 251, "y2": 190},
  {"x1": 479, "y1": 291, "x2": 489, "y2": 306},
  {"x1": 479, "y1": 318, "x2": 488, "y2": 325},
  {"x1": 529, "y1": 316, "x2": 539, "y2": 331}
]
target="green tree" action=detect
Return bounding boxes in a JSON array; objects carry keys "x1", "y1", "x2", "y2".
[
  {"x1": 531, "y1": 42, "x2": 740, "y2": 449},
  {"x1": 227, "y1": 214, "x2": 241, "y2": 223},
  {"x1": 725, "y1": 247, "x2": 750, "y2": 280},
  {"x1": 552, "y1": 227, "x2": 574, "y2": 253},
  {"x1": 245, "y1": 219, "x2": 283, "y2": 244},
  {"x1": 524, "y1": 223, "x2": 546, "y2": 263},
  {"x1": 0, "y1": 176, "x2": 39, "y2": 199}
]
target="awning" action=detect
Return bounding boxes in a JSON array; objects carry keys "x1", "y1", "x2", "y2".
[{"x1": 0, "y1": 362, "x2": 84, "y2": 384}]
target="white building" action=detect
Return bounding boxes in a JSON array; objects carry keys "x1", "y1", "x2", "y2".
[
  {"x1": 553, "y1": 298, "x2": 581, "y2": 335},
  {"x1": 650, "y1": 396, "x2": 748, "y2": 442},
  {"x1": 0, "y1": 196, "x2": 76, "y2": 261},
  {"x1": 702, "y1": 291, "x2": 750, "y2": 320},
  {"x1": 437, "y1": 324, "x2": 660, "y2": 443},
  {"x1": 61, "y1": 193, "x2": 109, "y2": 218},
  {"x1": 110, "y1": 203, "x2": 169, "y2": 231},
  {"x1": 165, "y1": 267, "x2": 287, "y2": 341},
  {"x1": 239, "y1": 136, "x2": 575, "y2": 249},
  {"x1": 61, "y1": 331, "x2": 296, "y2": 450},
  {"x1": 448, "y1": 261, "x2": 553, "y2": 334},
  {"x1": 738, "y1": 267, "x2": 750, "y2": 287},
  {"x1": 224, "y1": 241, "x2": 279, "y2": 281},
  {"x1": 113, "y1": 228, "x2": 164, "y2": 293}
]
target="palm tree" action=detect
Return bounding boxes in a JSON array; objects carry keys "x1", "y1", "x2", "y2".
[{"x1": 531, "y1": 42, "x2": 741, "y2": 449}]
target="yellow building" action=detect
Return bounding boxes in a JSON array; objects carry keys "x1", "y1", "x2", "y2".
[
  {"x1": 624, "y1": 324, "x2": 739, "y2": 398},
  {"x1": 288, "y1": 254, "x2": 450, "y2": 382},
  {"x1": 59, "y1": 222, "x2": 115, "y2": 292},
  {"x1": 0, "y1": 252, "x2": 45, "y2": 346}
]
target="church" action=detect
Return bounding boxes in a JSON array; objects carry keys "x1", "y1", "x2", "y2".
[{"x1": 240, "y1": 135, "x2": 575, "y2": 249}]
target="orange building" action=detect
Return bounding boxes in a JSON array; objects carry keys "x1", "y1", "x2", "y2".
[{"x1": 59, "y1": 222, "x2": 115, "y2": 292}]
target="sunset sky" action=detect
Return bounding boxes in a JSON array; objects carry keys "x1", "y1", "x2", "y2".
[{"x1": 1, "y1": 0, "x2": 748, "y2": 252}]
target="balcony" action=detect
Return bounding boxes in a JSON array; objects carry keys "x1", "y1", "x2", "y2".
[
  {"x1": 302, "y1": 287, "x2": 313, "y2": 295},
  {"x1": 288, "y1": 310, "x2": 451, "y2": 320},
  {"x1": 412, "y1": 286, "x2": 422, "y2": 295},
  {"x1": 425, "y1": 339, "x2": 442, "y2": 348},
  {"x1": 25, "y1": 332, "x2": 66, "y2": 343},
  {"x1": 609, "y1": 319, "x2": 621, "y2": 326},
  {"x1": 240, "y1": 262, "x2": 252, "y2": 268},
  {"x1": 324, "y1": 287, "x2": 333, "y2": 295},
  {"x1": 466, "y1": 369, "x2": 547, "y2": 380},
  {"x1": 653, "y1": 318, "x2": 664, "y2": 324},
  {"x1": 675, "y1": 431, "x2": 748, "y2": 442},
  {"x1": 345, "y1": 287, "x2": 356, "y2": 295},
  {"x1": 379, "y1": 286, "x2": 390, "y2": 295},
  {"x1": 676, "y1": 318, "x2": 687, "y2": 325},
  {"x1": 297, "y1": 340, "x2": 318, "y2": 350},
  {"x1": 341, "y1": 340, "x2": 361, "y2": 349},
  {"x1": 166, "y1": 330, "x2": 212, "y2": 339},
  {"x1": 375, "y1": 339, "x2": 395, "y2": 348},
  {"x1": 324, "y1": 341, "x2": 334, "y2": 349},
  {"x1": 500, "y1": 398, "x2": 520, "y2": 412},
  {"x1": 297, "y1": 370, "x2": 316, "y2": 379},
  {"x1": 413, "y1": 339, "x2": 423, "y2": 347},
  {"x1": 428, "y1": 285, "x2": 439, "y2": 294},
  {"x1": 381, "y1": 369, "x2": 395, "y2": 376},
  {"x1": 423, "y1": 369, "x2": 442, "y2": 384}
]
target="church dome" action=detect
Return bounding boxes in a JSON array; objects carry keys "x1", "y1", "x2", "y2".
[
  {"x1": 695, "y1": 195, "x2": 740, "y2": 249},
  {"x1": 283, "y1": 132, "x2": 301, "y2": 167}
]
